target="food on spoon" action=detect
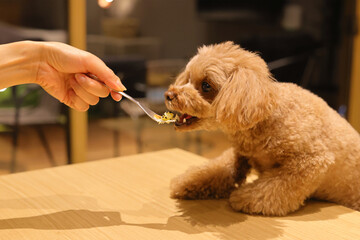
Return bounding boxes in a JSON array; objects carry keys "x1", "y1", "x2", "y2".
[{"x1": 157, "y1": 111, "x2": 177, "y2": 124}]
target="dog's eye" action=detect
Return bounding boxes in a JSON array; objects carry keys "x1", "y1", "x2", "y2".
[{"x1": 201, "y1": 81, "x2": 212, "y2": 92}]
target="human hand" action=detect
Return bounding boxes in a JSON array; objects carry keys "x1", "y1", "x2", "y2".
[{"x1": 36, "y1": 42, "x2": 126, "y2": 111}]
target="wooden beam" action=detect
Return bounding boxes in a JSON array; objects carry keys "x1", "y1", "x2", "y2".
[
  {"x1": 349, "y1": 0, "x2": 360, "y2": 133},
  {"x1": 68, "y1": 0, "x2": 88, "y2": 163}
]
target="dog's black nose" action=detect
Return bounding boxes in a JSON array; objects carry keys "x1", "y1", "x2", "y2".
[{"x1": 165, "y1": 91, "x2": 177, "y2": 101}]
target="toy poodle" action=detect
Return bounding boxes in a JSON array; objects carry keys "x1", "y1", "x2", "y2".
[{"x1": 164, "y1": 41, "x2": 360, "y2": 216}]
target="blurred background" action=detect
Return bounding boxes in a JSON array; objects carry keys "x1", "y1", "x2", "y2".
[{"x1": 0, "y1": 0, "x2": 358, "y2": 174}]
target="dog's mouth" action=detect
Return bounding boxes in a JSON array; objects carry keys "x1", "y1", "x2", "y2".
[{"x1": 175, "y1": 113, "x2": 199, "y2": 127}]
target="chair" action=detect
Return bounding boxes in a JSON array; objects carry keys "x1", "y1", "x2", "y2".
[{"x1": 0, "y1": 85, "x2": 66, "y2": 172}]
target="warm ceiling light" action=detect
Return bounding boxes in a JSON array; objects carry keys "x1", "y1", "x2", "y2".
[{"x1": 98, "y1": 0, "x2": 114, "y2": 8}]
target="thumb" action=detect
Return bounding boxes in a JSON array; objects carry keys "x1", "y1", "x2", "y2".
[{"x1": 84, "y1": 54, "x2": 126, "y2": 92}]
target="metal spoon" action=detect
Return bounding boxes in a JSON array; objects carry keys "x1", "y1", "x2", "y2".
[{"x1": 86, "y1": 73, "x2": 175, "y2": 124}]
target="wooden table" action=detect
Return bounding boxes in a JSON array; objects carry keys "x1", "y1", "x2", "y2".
[{"x1": 0, "y1": 149, "x2": 359, "y2": 240}]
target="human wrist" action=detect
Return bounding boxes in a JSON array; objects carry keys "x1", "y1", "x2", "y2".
[
  {"x1": 0, "y1": 41, "x2": 42, "y2": 88},
  {"x1": 20, "y1": 41, "x2": 43, "y2": 85}
]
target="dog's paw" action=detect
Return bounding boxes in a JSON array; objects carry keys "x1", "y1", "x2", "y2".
[
  {"x1": 170, "y1": 183, "x2": 204, "y2": 199},
  {"x1": 169, "y1": 175, "x2": 214, "y2": 199},
  {"x1": 229, "y1": 190, "x2": 269, "y2": 215},
  {"x1": 229, "y1": 186, "x2": 303, "y2": 216},
  {"x1": 169, "y1": 173, "x2": 234, "y2": 200}
]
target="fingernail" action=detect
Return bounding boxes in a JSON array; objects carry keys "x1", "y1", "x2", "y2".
[
  {"x1": 117, "y1": 79, "x2": 127, "y2": 91},
  {"x1": 76, "y1": 73, "x2": 86, "y2": 82},
  {"x1": 116, "y1": 93, "x2": 122, "y2": 102}
]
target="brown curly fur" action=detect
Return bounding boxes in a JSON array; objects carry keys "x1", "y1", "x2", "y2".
[{"x1": 164, "y1": 41, "x2": 360, "y2": 216}]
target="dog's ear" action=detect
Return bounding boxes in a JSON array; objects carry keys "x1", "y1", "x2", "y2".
[{"x1": 214, "y1": 67, "x2": 278, "y2": 130}]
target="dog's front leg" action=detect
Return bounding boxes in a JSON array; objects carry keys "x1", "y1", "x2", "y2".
[
  {"x1": 229, "y1": 152, "x2": 335, "y2": 216},
  {"x1": 170, "y1": 148, "x2": 251, "y2": 199}
]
